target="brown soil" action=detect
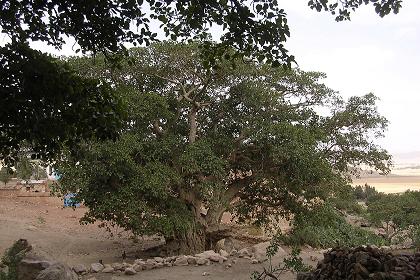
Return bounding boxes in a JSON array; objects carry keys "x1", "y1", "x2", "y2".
[{"x1": 0, "y1": 191, "x2": 322, "y2": 280}]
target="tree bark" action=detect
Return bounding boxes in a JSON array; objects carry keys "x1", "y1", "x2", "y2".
[
  {"x1": 164, "y1": 224, "x2": 207, "y2": 256},
  {"x1": 161, "y1": 214, "x2": 232, "y2": 256},
  {"x1": 188, "y1": 106, "x2": 198, "y2": 144}
]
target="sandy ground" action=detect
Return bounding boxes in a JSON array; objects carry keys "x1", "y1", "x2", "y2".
[
  {"x1": 0, "y1": 192, "x2": 322, "y2": 280},
  {"x1": 352, "y1": 175, "x2": 420, "y2": 193}
]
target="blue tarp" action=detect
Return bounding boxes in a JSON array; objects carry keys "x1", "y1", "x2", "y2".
[{"x1": 63, "y1": 193, "x2": 81, "y2": 207}]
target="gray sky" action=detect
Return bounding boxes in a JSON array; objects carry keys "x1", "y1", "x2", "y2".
[
  {"x1": 282, "y1": 0, "x2": 420, "y2": 155},
  {"x1": 2, "y1": 1, "x2": 419, "y2": 156}
]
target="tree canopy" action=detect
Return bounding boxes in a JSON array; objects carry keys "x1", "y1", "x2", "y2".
[
  {"x1": 0, "y1": 43, "x2": 125, "y2": 164},
  {"x1": 54, "y1": 43, "x2": 391, "y2": 255},
  {"x1": 0, "y1": 0, "x2": 402, "y2": 163},
  {"x1": 0, "y1": 0, "x2": 403, "y2": 65}
]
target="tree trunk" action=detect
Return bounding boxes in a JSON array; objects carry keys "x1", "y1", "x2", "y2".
[
  {"x1": 161, "y1": 218, "x2": 232, "y2": 256},
  {"x1": 163, "y1": 222, "x2": 207, "y2": 256}
]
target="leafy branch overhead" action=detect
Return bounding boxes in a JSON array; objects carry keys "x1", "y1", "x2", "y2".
[
  {"x1": 0, "y1": 0, "x2": 403, "y2": 66},
  {"x1": 0, "y1": 0, "x2": 402, "y2": 163}
]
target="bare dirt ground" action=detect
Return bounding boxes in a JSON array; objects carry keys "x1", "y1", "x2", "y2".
[{"x1": 0, "y1": 191, "x2": 322, "y2": 279}]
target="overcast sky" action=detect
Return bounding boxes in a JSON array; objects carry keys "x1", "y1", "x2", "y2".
[
  {"x1": 2, "y1": 1, "x2": 419, "y2": 157},
  {"x1": 281, "y1": 0, "x2": 420, "y2": 156}
]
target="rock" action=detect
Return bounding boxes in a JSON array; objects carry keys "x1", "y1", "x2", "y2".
[
  {"x1": 296, "y1": 272, "x2": 312, "y2": 280},
  {"x1": 35, "y1": 263, "x2": 78, "y2": 280},
  {"x1": 16, "y1": 243, "x2": 53, "y2": 280},
  {"x1": 132, "y1": 264, "x2": 143, "y2": 272},
  {"x1": 154, "y1": 257, "x2": 164, "y2": 263},
  {"x1": 124, "y1": 267, "x2": 137, "y2": 275},
  {"x1": 18, "y1": 259, "x2": 52, "y2": 279},
  {"x1": 195, "y1": 250, "x2": 218, "y2": 259},
  {"x1": 309, "y1": 255, "x2": 318, "y2": 262},
  {"x1": 215, "y1": 237, "x2": 236, "y2": 253},
  {"x1": 139, "y1": 259, "x2": 157, "y2": 270},
  {"x1": 146, "y1": 258, "x2": 157, "y2": 265},
  {"x1": 238, "y1": 248, "x2": 250, "y2": 258},
  {"x1": 230, "y1": 249, "x2": 238, "y2": 256},
  {"x1": 354, "y1": 251, "x2": 369, "y2": 265},
  {"x1": 102, "y1": 265, "x2": 114, "y2": 273},
  {"x1": 250, "y1": 241, "x2": 287, "y2": 263},
  {"x1": 196, "y1": 258, "x2": 209, "y2": 265},
  {"x1": 354, "y1": 263, "x2": 369, "y2": 278},
  {"x1": 202, "y1": 272, "x2": 209, "y2": 276},
  {"x1": 72, "y1": 264, "x2": 87, "y2": 274},
  {"x1": 111, "y1": 262, "x2": 124, "y2": 271},
  {"x1": 90, "y1": 263, "x2": 104, "y2": 273},
  {"x1": 251, "y1": 259, "x2": 259, "y2": 264},
  {"x1": 87, "y1": 278, "x2": 98, "y2": 280},
  {"x1": 27, "y1": 225, "x2": 38, "y2": 231},
  {"x1": 187, "y1": 256, "x2": 197, "y2": 265},
  {"x1": 301, "y1": 246, "x2": 420, "y2": 280},
  {"x1": 219, "y1": 249, "x2": 229, "y2": 258},
  {"x1": 195, "y1": 250, "x2": 225, "y2": 262},
  {"x1": 174, "y1": 256, "x2": 189, "y2": 266}
]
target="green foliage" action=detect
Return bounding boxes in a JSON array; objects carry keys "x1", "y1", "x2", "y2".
[
  {"x1": 0, "y1": 240, "x2": 31, "y2": 280},
  {"x1": 0, "y1": 1, "x2": 401, "y2": 68},
  {"x1": 366, "y1": 191, "x2": 420, "y2": 243},
  {"x1": 0, "y1": 167, "x2": 12, "y2": 186},
  {"x1": 283, "y1": 247, "x2": 312, "y2": 273},
  {"x1": 411, "y1": 226, "x2": 420, "y2": 250},
  {"x1": 15, "y1": 157, "x2": 32, "y2": 183},
  {"x1": 308, "y1": 0, "x2": 402, "y2": 20},
  {"x1": 354, "y1": 184, "x2": 380, "y2": 201},
  {"x1": 54, "y1": 43, "x2": 391, "y2": 248},
  {"x1": 251, "y1": 246, "x2": 311, "y2": 280},
  {"x1": 328, "y1": 184, "x2": 364, "y2": 215},
  {"x1": 0, "y1": 43, "x2": 125, "y2": 164},
  {"x1": 32, "y1": 162, "x2": 47, "y2": 180},
  {"x1": 0, "y1": 0, "x2": 403, "y2": 165},
  {"x1": 282, "y1": 204, "x2": 387, "y2": 248}
]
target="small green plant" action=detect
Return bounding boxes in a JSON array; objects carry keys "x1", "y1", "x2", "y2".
[
  {"x1": 412, "y1": 226, "x2": 420, "y2": 251},
  {"x1": 0, "y1": 239, "x2": 31, "y2": 280},
  {"x1": 0, "y1": 167, "x2": 13, "y2": 187},
  {"x1": 251, "y1": 245, "x2": 311, "y2": 280},
  {"x1": 283, "y1": 247, "x2": 312, "y2": 273},
  {"x1": 37, "y1": 216, "x2": 46, "y2": 224}
]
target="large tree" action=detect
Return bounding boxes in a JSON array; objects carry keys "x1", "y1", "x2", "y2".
[{"x1": 55, "y1": 43, "x2": 391, "y2": 255}]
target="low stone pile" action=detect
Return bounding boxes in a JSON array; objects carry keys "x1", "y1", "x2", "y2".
[
  {"x1": 298, "y1": 246, "x2": 420, "y2": 280},
  {"x1": 75, "y1": 242, "x2": 288, "y2": 276},
  {"x1": 74, "y1": 250, "x2": 227, "y2": 276}
]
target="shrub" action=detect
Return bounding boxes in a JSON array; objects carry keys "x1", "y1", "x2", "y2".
[
  {"x1": 366, "y1": 191, "x2": 420, "y2": 244},
  {"x1": 281, "y1": 203, "x2": 387, "y2": 248},
  {"x1": 353, "y1": 184, "x2": 380, "y2": 202},
  {"x1": 251, "y1": 245, "x2": 311, "y2": 280},
  {"x1": 0, "y1": 239, "x2": 31, "y2": 280}
]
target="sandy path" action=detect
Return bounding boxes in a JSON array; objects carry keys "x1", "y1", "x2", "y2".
[{"x1": 0, "y1": 193, "x2": 321, "y2": 280}]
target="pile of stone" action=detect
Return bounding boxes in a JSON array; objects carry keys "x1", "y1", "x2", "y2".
[
  {"x1": 74, "y1": 250, "x2": 227, "y2": 276},
  {"x1": 298, "y1": 246, "x2": 420, "y2": 280},
  {"x1": 75, "y1": 242, "x2": 287, "y2": 276}
]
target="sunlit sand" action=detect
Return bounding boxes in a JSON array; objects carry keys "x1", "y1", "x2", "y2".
[{"x1": 352, "y1": 175, "x2": 420, "y2": 194}]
